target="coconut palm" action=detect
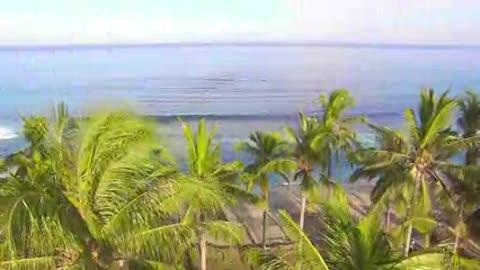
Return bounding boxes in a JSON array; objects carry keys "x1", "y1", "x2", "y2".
[
  {"x1": 351, "y1": 89, "x2": 480, "y2": 256},
  {"x1": 0, "y1": 105, "x2": 201, "y2": 269},
  {"x1": 315, "y1": 89, "x2": 364, "y2": 180},
  {"x1": 285, "y1": 113, "x2": 323, "y2": 230},
  {"x1": 351, "y1": 123, "x2": 411, "y2": 233},
  {"x1": 180, "y1": 119, "x2": 246, "y2": 270},
  {"x1": 246, "y1": 185, "x2": 449, "y2": 270},
  {"x1": 458, "y1": 90, "x2": 480, "y2": 165},
  {"x1": 236, "y1": 131, "x2": 295, "y2": 249}
]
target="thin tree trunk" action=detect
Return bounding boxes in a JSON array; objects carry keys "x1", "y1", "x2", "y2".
[
  {"x1": 404, "y1": 175, "x2": 421, "y2": 257},
  {"x1": 262, "y1": 210, "x2": 268, "y2": 249},
  {"x1": 200, "y1": 232, "x2": 207, "y2": 270},
  {"x1": 454, "y1": 201, "x2": 465, "y2": 253},
  {"x1": 118, "y1": 260, "x2": 128, "y2": 270},
  {"x1": 466, "y1": 149, "x2": 476, "y2": 166},
  {"x1": 404, "y1": 223, "x2": 413, "y2": 257},
  {"x1": 299, "y1": 196, "x2": 307, "y2": 230},
  {"x1": 385, "y1": 205, "x2": 392, "y2": 233},
  {"x1": 185, "y1": 251, "x2": 194, "y2": 270},
  {"x1": 327, "y1": 152, "x2": 332, "y2": 179}
]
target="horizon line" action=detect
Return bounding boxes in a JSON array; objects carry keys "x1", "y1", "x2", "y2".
[{"x1": 1, "y1": 41, "x2": 480, "y2": 50}]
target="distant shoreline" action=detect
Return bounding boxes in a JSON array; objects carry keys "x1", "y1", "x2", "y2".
[{"x1": 1, "y1": 42, "x2": 480, "y2": 51}]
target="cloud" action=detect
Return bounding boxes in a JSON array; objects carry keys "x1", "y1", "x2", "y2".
[{"x1": 0, "y1": 0, "x2": 479, "y2": 44}]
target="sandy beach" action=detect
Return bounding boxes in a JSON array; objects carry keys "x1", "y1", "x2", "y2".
[{"x1": 225, "y1": 180, "x2": 374, "y2": 245}]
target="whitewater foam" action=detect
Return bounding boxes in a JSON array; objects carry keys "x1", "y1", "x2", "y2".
[{"x1": 0, "y1": 127, "x2": 18, "y2": 140}]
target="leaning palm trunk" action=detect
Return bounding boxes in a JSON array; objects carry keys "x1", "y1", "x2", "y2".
[
  {"x1": 454, "y1": 201, "x2": 465, "y2": 253},
  {"x1": 327, "y1": 151, "x2": 333, "y2": 179},
  {"x1": 299, "y1": 196, "x2": 307, "y2": 230},
  {"x1": 404, "y1": 173, "x2": 421, "y2": 257},
  {"x1": 262, "y1": 210, "x2": 268, "y2": 249},
  {"x1": 200, "y1": 231, "x2": 207, "y2": 270},
  {"x1": 385, "y1": 205, "x2": 392, "y2": 233}
]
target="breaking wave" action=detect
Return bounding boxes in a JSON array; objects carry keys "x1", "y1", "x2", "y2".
[{"x1": 0, "y1": 126, "x2": 18, "y2": 140}]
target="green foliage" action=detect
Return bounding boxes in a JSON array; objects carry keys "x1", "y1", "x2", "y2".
[
  {"x1": 179, "y1": 119, "x2": 247, "y2": 270},
  {"x1": 246, "y1": 186, "x2": 449, "y2": 270},
  {"x1": 286, "y1": 113, "x2": 323, "y2": 194},
  {"x1": 0, "y1": 105, "x2": 200, "y2": 269},
  {"x1": 315, "y1": 89, "x2": 364, "y2": 178},
  {"x1": 237, "y1": 131, "x2": 294, "y2": 199},
  {"x1": 1, "y1": 87, "x2": 480, "y2": 269},
  {"x1": 458, "y1": 90, "x2": 480, "y2": 165}
]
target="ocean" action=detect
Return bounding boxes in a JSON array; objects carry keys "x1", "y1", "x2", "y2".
[{"x1": 1, "y1": 44, "x2": 479, "y2": 179}]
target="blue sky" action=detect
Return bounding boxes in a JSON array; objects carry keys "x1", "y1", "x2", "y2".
[{"x1": 1, "y1": 0, "x2": 479, "y2": 45}]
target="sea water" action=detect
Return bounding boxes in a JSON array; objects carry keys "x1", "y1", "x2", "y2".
[{"x1": 1, "y1": 44, "x2": 479, "y2": 180}]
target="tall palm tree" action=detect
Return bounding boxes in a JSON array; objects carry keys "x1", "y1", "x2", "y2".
[
  {"x1": 236, "y1": 131, "x2": 295, "y2": 249},
  {"x1": 285, "y1": 113, "x2": 323, "y2": 230},
  {"x1": 315, "y1": 89, "x2": 364, "y2": 180},
  {"x1": 180, "y1": 119, "x2": 246, "y2": 270},
  {"x1": 246, "y1": 185, "x2": 449, "y2": 270},
  {"x1": 351, "y1": 89, "x2": 478, "y2": 256},
  {"x1": 458, "y1": 90, "x2": 480, "y2": 165},
  {"x1": 351, "y1": 123, "x2": 411, "y2": 233},
  {"x1": 0, "y1": 105, "x2": 199, "y2": 269},
  {"x1": 454, "y1": 90, "x2": 480, "y2": 256}
]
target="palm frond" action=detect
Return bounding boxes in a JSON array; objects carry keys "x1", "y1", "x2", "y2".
[
  {"x1": 0, "y1": 256, "x2": 60, "y2": 270},
  {"x1": 244, "y1": 248, "x2": 295, "y2": 270},
  {"x1": 203, "y1": 220, "x2": 245, "y2": 244},
  {"x1": 278, "y1": 210, "x2": 329, "y2": 270}
]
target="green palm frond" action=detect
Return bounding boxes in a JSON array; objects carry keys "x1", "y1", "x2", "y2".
[
  {"x1": 318, "y1": 89, "x2": 355, "y2": 125},
  {"x1": 395, "y1": 251, "x2": 445, "y2": 270},
  {"x1": 258, "y1": 159, "x2": 296, "y2": 176},
  {"x1": 0, "y1": 104, "x2": 206, "y2": 269},
  {"x1": 458, "y1": 90, "x2": 480, "y2": 136},
  {"x1": 278, "y1": 210, "x2": 329, "y2": 270},
  {"x1": 402, "y1": 217, "x2": 437, "y2": 235},
  {"x1": 457, "y1": 89, "x2": 480, "y2": 164},
  {"x1": 404, "y1": 108, "x2": 420, "y2": 144},
  {"x1": 422, "y1": 106, "x2": 457, "y2": 149},
  {"x1": 244, "y1": 248, "x2": 295, "y2": 270},
  {"x1": 129, "y1": 223, "x2": 196, "y2": 262},
  {"x1": 203, "y1": 220, "x2": 245, "y2": 244},
  {"x1": 0, "y1": 256, "x2": 60, "y2": 270},
  {"x1": 320, "y1": 186, "x2": 402, "y2": 269},
  {"x1": 450, "y1": 253, "x2": 480, "y2": 270}
]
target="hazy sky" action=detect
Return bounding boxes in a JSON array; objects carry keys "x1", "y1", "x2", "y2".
[{"x1": 1, "y1": 0, "x2": 479, "y2": 45}]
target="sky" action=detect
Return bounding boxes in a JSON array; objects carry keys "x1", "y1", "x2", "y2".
[{"x1": 0, "y1": 0, "x2": 479, "y2": 45}]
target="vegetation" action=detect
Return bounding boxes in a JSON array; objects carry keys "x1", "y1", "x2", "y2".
[
  {"x1": 0, "y1": 89, "x2": 479, "y2": 270},
  {"x1": 236, "y1": 131, "x2": 294, "y2": 249}
]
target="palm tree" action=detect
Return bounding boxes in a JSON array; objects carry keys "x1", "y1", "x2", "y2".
[
  {"x1": 351, "y1": 89, "x2": 478, "y2": 256},
  {"x1": 458, "y1": 90, "x2": 480, "y2": 165},
  {"x1": 180, "y1": 119, "x2": 246, "y2": 270},
  {"x1": 315, "y1": 89, "x2": 363, "y2": 180},
  {"x1": 285, "y1": 113, "x2": 323, "y2": 230},
  {"x1": 0, "y1": 104, "x2": 199, "y2": 269},
  {"x1": 454, "y1": 90, "x2": 480, "y2": 256},
  {"x1": 246, "y1": 185, "x2": 448, "y2": 270},
  {"x1": 351, "y1": 123, "x2": 411, "y2": 233},
  {"x1": 236, "y1": 131, "x2": 295, "y2": 249}
]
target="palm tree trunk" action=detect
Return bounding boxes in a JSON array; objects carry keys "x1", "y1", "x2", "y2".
[
  {"x1": 299, "y1": 196, "x2": 307, "y2": 230},
  {"x1": 454, "y1": 201, "x2": 465, "y2": 253},
  {"x1": 327, "y1": 153, "x2": 332, "y2": 179},
  {"x1": 185, "y1": 251, "x2": 194, "y2": 270},
  {"x1": 200, "y1": 232, "x2": 207, "y2": 270},
  {"x1": 404, "y1": 224, "x2": 413, "y2": 257},
  {"x1": 466, "y1": 149, "x2": 477, "y2": 165},
  {"x1": 118, "y1": 260, "x2": 128, "y2": 270},
  {"x1": 385, "y1": 205, "x2": 392, "y2": 233},
  {"x1": 262, "y1": 210, "x2": 268, "y2": 249},
  {"x1": 404, "y1": 176, "x2": 421, "y2": 257}
]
